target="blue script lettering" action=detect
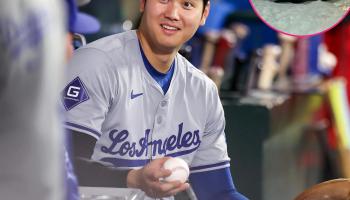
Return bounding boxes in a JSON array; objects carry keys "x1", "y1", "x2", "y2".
[
  {"x1": 101, "y1": 129, "x2": 128, "y2": 155},
  {"x1": 192, "y1": 130, "x2": 201, "y2": 146},
  {"x1": 166, "y1": 135, "x2": 177, "y2": 151},
  {"x1": 182, "y1": 131, "x2": 193, "y2": 148},
  {"x1": 100, "y1": 123, "x2": 201, "y2": 158},
  {"x1": 136, "y1": 130, "x2": 150, "y2": 157}
]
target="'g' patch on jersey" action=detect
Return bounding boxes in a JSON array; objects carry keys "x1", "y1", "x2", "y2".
[{"x1": 62, "y1": 77, "x2": 89, "y2": 110}]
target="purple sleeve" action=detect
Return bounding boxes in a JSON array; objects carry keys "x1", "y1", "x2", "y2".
[{"x1": 189, "y1": 167, "x2": 248, "y2": 200}]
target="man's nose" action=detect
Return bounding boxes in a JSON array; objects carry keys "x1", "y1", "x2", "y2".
[{"x1": 164, "y1": 2, "x2": 180, "y2": 21}]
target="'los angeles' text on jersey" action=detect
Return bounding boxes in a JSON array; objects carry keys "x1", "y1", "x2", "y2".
[{"x1": 100, "y1": 123, "x2": 201, "y2": 163}]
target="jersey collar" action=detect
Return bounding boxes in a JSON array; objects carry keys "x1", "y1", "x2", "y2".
[{"x1": 135, "y1": 36, "x2": 178, "y2": 97}]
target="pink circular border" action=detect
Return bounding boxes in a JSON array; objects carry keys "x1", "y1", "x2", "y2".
[{"x1": 248, "y1": 0, "x2": 350, "y2": 38}]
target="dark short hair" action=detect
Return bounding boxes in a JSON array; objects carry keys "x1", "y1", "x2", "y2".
[{"x1": 203, "y1": 0, "x2": 209, "y2": 7}]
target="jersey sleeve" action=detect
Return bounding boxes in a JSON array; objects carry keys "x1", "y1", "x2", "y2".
[
  {"x1": 61, "y1": 47, "x2": 117, "y2": 140},
  {"x1": 190, "y1": 82, "x2": 231, "y2": 173},
  {"x1": 189, "y1": 167, "x2": 248, "y2": 200}
]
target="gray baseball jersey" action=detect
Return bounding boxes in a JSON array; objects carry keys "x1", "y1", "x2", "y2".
[
  {"x1": 62, "y1": 30, "x2": 230, "y2": 173},
  {"x1": 0, "y1": 0, "x2": 66, "y2": 199}
]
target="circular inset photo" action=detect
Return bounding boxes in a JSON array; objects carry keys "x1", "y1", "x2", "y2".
[{"x1": 250, "y1": 0, "x2": 350, "y2": 36}]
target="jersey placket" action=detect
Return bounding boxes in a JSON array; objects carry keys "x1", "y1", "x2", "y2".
[
  {"x1": 141, "y1": 69, "x2": 169, "y2": 162},
  {"x1": 150, "y1": 96, "x2": 170, "y2": 161},
  {"x1": 138, "y1": 52, "x2": 178, "y2": 162}
]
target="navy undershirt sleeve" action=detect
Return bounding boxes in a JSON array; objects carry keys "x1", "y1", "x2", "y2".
[{"x1": 189, "y1": 167, "x2": 249, "y2": 200}]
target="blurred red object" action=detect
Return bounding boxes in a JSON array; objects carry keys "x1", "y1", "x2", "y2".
[{"x1": 294, "y1": 178, "x2": 350, "y2": 200}]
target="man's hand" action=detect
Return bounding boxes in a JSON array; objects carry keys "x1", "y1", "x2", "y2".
[{"x1": 126, "y1": 157, "x2": 190, "y2": 198}]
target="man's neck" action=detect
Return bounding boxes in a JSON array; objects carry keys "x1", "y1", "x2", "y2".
[{"x1": 137, "y1": 30, "x2": 178, "y2": 73}]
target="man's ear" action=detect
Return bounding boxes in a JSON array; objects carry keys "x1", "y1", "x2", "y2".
[
  {"x1": 140, "y1": 0, "x2": 146, "y2": 12},
  {"x1": 200, "y1": 1, "x2": 210, "y2": 26}
]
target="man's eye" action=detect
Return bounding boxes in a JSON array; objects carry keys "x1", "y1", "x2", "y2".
[
  {"x1": 160, "y1": 0, "x2": 168, "y2": 3},
  {"x1": 183, "y1": 1, "x2": 194, "y2": 9}
]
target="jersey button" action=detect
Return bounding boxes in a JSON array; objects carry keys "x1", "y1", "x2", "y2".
[
  {"x1": 161, "y1": 100, "x2": 167, "y2": 107},
  {"x1": 157, "y1": 116, "x2": 162, "y2": 124}
]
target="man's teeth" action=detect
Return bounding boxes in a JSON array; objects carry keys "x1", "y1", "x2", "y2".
[{"x1": 162, "y1": 25, "x2": 178, "y2": 30}]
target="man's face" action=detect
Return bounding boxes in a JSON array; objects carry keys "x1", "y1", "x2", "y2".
[{"x1": 139, "y1": 0, "x2": 209, "y2": 52}]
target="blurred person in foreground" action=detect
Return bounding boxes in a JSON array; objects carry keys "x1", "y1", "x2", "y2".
[
  {"x1": 0, "y1": 0, "x2": 66, "y2": 199},
  {"x1": 0, "y1": 0, "x2": 99, "y2": 199}
]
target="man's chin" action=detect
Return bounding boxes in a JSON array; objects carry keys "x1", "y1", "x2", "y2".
[{"x1": 154, "y1": 41, "x2": 180, "y2": 54}]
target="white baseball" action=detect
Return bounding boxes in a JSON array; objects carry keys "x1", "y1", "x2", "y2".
[{"x1": 163, "y1": 157, "x2": 189, "y2": 183}]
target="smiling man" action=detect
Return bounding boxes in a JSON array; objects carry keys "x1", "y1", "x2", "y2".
[{"x1": 62, "y1": 0, "x2": 248, "y2": 199}]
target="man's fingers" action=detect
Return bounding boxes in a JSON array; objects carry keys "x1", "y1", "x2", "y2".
[
  {"x1": 144, "y1": 168, "x2": 170, "y2": 181},
  {"x1": 144, "y1": 157, "x2": 172, "y2": 180},
  {"x1": 149, "y1": 157, "x2": 171, "y2": 167},
  {"x1": 140, "y1": 157, "x2": 189, "y2": 198},
  {"x1": 151, "y1": 168, "x2": 172, "y2": 180},
  {"x1": 156, "y1": 157, "x2": 171, "y2": 164}
]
